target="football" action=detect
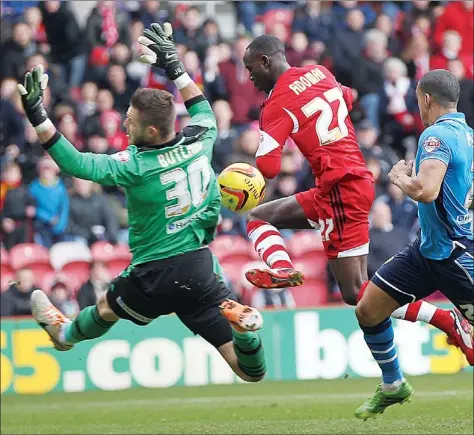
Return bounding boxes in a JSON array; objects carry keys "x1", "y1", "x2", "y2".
[{"x1": 218, "y1": 163, "x2": 266, "y2": 212}]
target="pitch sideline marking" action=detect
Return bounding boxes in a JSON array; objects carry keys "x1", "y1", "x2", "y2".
[{"x1": 3, "y1": 389, "x2": 472, "y2": 411}]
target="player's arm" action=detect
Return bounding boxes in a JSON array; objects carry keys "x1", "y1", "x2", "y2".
[
  {"x1": 17, "y1": 66, "x2": 135, "y2": 186},
  {"x1": 138, "y1": 22, "x2": 217, "y2": 141},
  {"x1": 389, "y1": 135, "x2": 450, "y2": 203},
  {"x1": 256, "y1": 104, "x2": 294, "y2": 179}
]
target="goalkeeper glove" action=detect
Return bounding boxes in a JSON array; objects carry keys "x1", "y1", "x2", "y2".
[
  {"x1": 138, "y1": 22, "x2": 186, "y2": 81},
  {"x1": 17, "y1": 64, "x2": 50, "y2": 128}
]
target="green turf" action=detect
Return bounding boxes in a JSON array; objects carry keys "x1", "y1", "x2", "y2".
[{"x1": 2, "y1": 373, "x2": 472, "y2": 434}]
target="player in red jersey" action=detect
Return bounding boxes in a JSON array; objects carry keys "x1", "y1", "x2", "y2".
[
  {"x1": 239, "y1": 36, "x2": 474, "y2": 365},
  {"x1": 242, "y1": 35, "x2": 374, "y2": 305}
]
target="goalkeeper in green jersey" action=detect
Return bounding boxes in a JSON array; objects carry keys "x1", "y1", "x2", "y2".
[{"x1": 25, "y1": 23, "x2": 266, "y2": 383}]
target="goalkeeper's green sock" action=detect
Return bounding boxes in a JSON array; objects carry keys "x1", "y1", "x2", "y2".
[
  {"x1": 63, "y1": 306, "x2": 116, "y2": 344},
  {"x1": 232, "y1": 329, "x2": 266, "y2": 379}
]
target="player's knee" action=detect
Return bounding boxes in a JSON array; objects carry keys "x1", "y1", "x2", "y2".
[
  {"x1": 340, "y1": 286, "x2": 358, "y2": 306},
  {"x1": 355, "y1": 302, "x2": 378, "y2": 327},
  {"x1": 247, "y1": 205, "x2": 268, "y2": 224},
  {"x1": 97, "y1": 292, "x2": 120, "y2": 323}
]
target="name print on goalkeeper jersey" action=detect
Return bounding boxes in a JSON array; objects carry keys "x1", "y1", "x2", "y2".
[{"x1": 48, "y1": 100, "x2": 221, "y2": 265}]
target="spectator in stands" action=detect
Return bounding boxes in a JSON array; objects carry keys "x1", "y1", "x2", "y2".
[
  {"x1": 433, "y1": 0, "x2": 473, "y2": 56},
  {"x1": 29, "y1": 156, "x2": 69, "y2": 248},
  {"x1": 380, "y1": 184, "x2": 418, "y2": 233},
  {"x1": 105, "y1": 64, "x2": 139, "y2": 114},
  {"x1": 211, "y1": 100, "x2": 236, "y2": 173},
  {"x1": 82, "y1": 88, "x2": 115, "y2": 138},
  {"x1": 1, "y1": 1, "x2": 39, "y2": 23},
  {"x1": 16, "y1": 123, "x2": 45, "y2": 184},
  {"x1": 24, "y1": 52, "x2": 66, "y2": 104},
  {"x1": 332, "y1": 0, "x2": 376, "y2": 30},
  {"x1": 356, "y1": 119, "x2": 397, "y2": 176},
  {"x1": 0, "y1": 22, "x2": 36, "y2": 81},
  {"x1": 173, "y1": 6, "x2": 205, "y2": 52},
  {"x1": 447, "y1": 59, "x2": 474, "y2": 128},
  {"x1": 109, "y1": 42, "x2": 132, "y2": 67},
  {"x1": 231, "y1": 128, "x2": 260, "y2": 166},
  {"x1": 49, "y1": 278, "x2": 79, "y2": 317},
  {"x1": 375, "y1": 13, "x2": 401, "y2": 56},
  {"x1": 332, "y1": 8, "x2": 365, "y2": 88},
  {"x1": 138, "y1": 0, "x2": 171, "y2": 30},
  {"x1": 353, "y1": 29, "x2": 388, "y2": 130},
  {"x1": 378, "y1": 57, "x2": 419, "y2": 156},
  {"x1": 24, "y1": 6, "x2": 47, "y2": 46},
  {"x1": 365, "y1": 152, "x2": 386, "y2": 199},
  {"x1": 196, "y1": 19, "x2": 224, "y2": 62},
  {"x1": 401, "y1": 32, "x2": 430, "y2": 81},
  {"x1": 219, "y1": 36, "x2": 265, "y2": 128},
  {"x1": 76, "y1": 261, "x2": 110, "y2": 309},
  {"x1": 100, "y1": 109, "x2": 128, "y2": 151},
  {"x1": 77, "y1": 82, "x2": 98, "y2": 129},
  {"x1": 367, "y1": 201, "x2": 410, "y2": 278},
  {"x1": 39, "y1": 1, "x2": 86, "y2": 88},
  {"x1": 431, "y1": 30, "x2": 473, "y2": 79},
  {"x1": 1, "y1": 163, "x2": 35, "y2": 250},
  {"x1": 286, "y1": 32, "x2": 317, "y2": 68},
  {"x1": 235, "y1": 1, "x2": 293, "y2": 35},
  {"x1": 57, "y1": 114, "x2": 84, "y2": 151},
  {"x1": 67, "y1": 178, "x2": 119, "y2": 246},
  {"x1": 1, "y1": 268, "x2": 35, "y2": 317},
  {"x1": 0, "y1": 79, "x2": 26, "y2": 155},
  {"x1": 85, "y1": 0, "x2": 131, "y2": 76},
  {"x1": 85, "y1": 134, "x2": 114, "y2": 155},
  {"x1": 292, "y1": 0, "x2": 332, "y2": 44},
  {"x1": 202, "y1": 45, "x2": 227, "y2": 103}
]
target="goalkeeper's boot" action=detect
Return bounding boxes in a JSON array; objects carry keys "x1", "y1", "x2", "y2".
[
  {"x1": 30, "y1": 289, "x2": 73, "y2": 351},
  {"x1": 245, "y1": 267, "x2": 304, "y2": 289},
  {"x1": 355, "y1": 380, "x2": 414, "y2": 421},
  {"x1": 446, "y1": 308, "x2": 474, "y2": 366},
  {"x1": 220, "y1": 299, "x2": 263, "y2": 332}
]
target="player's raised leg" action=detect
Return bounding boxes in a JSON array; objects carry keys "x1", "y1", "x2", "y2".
[
  {"x1": 31, "y1": 289, "x2": 118, "y2": 351},
  {"x1": 246, "y1": 193, "x2": 315, "y2": 289},
  {"x1": 355, "y1": 282, "x2": 414, "y2": 420}
]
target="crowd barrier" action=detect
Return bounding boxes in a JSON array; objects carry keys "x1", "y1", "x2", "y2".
[{"x1": 1, "y1": 304, "x2": 470, "y2": 395}]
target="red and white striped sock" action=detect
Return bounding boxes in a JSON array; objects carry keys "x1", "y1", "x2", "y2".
[
  {"x1": 391, "y1": 301, "x2": 454, "y2": 334},
  {"x1": 247, "y1": 220, "x2": 293, "y2": 269}
]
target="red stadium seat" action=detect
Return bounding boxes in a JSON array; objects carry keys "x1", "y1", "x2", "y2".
[
  {"x1": 294, "y1": 257, "x2": 327, "y2": 281},
  {"x1": 9, "y1": 243, "x2": 53, "y2": 276},
  {"x1": 50, "y1": 242, "x2": 92, "y2": 271},
  {"x1": 287, "y1": 231, "x2": 324, "y2": 260},
  {"x1": 90, "y1": 242, "x2": 131, "y2": 278},
  {"x1": 210, "y1": 235, "x2": 253, "y2": 263},
  {"x1": 1, "y1": 246, "x2": 13, "y2": 278},
  {"x1": 292, "y1": 281, "x2": 328, "y2": 307}
]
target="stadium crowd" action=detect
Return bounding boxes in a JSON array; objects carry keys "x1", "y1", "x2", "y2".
[{"x1": 1, "y1": 0, "x2": 473, "y2": 315}]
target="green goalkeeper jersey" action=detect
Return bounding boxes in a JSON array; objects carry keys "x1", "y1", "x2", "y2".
[{"x1": 47, "y1": 99, "x2": 221, "y2": 266}]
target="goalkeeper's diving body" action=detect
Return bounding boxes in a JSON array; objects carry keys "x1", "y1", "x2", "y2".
[{"x1": 25, "y1": 23, "x2": 266, "y2": 383}]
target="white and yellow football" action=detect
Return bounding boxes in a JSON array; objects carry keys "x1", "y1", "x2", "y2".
[{"x1": 218, "y1": 163, "x2": 266, "y2": 212}]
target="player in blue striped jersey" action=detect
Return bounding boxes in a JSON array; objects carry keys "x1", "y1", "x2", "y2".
[{"x1": 354, "y1": 69, "x2": 473, "y2": 420}]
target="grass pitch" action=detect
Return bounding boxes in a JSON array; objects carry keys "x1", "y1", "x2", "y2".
[{"x1": 2, "y1": 372, "x2": 472, "y2": 434}]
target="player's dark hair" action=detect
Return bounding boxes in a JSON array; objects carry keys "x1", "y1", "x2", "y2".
[
  {"x1": 418, "y1": 69, "x2": 460, "y2": 106},
  {"x1": 246, "y1": 34, "x2": 286, "y2": 57},
  {"x1": 130, "y1": 88, "x2": 175, "y2": 139}
]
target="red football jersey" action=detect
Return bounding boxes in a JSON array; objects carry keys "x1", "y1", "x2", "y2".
[{"x1": 256, "y1": 65, "x2": 373, "y2": 194}]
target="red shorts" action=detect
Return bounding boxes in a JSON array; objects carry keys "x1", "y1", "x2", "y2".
[{"x1": 295, "y1": 177, "x2": 374, "y2": 259}]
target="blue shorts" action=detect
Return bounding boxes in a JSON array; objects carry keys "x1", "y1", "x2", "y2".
[{"x1": 372, "y1": 237, "x2": 474, "y2": 323}]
